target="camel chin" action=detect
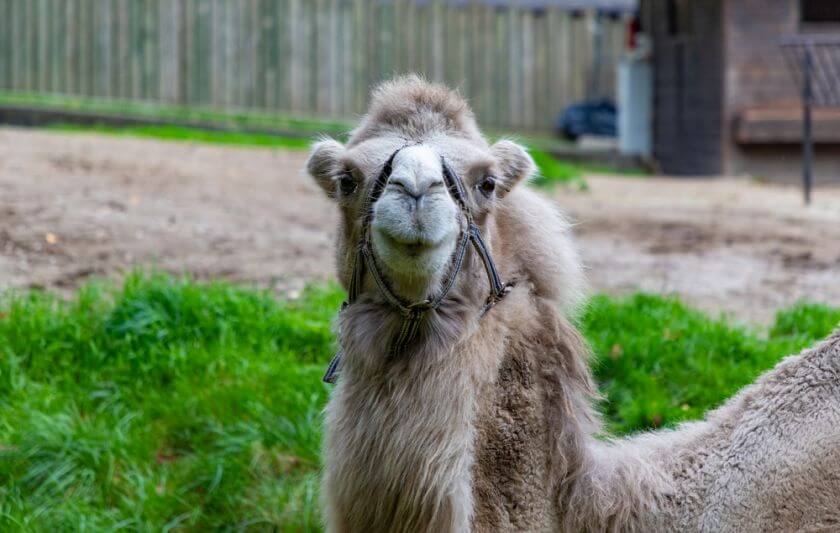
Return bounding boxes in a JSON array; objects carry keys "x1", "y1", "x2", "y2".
[{"x1": 371, "y1": 228, "x2": 457, "y2": 281}]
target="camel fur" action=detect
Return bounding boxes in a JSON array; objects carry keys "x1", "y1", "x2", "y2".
[{"x1": 306, "y1": 76, "x2": 840, "y2": 532}]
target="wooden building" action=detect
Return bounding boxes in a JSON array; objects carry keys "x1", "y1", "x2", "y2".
[{"x1": 640, "y1": 0, "x2": 840, "y2": 180}]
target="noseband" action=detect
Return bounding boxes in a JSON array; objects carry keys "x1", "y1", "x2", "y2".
[{"x1": 323, "y1": 144, "x2": 511, "y2": 383}]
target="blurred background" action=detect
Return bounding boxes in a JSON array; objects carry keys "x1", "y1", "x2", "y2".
[{"x1": 0, "y1": 0, "x2": 839, "y2": 530}]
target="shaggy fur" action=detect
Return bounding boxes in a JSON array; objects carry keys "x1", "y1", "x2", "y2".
[{"x1": 308, "y1": 76, "x2": 840, "y2": 532}]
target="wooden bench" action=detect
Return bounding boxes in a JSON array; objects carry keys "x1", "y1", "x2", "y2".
[{"x1": 733, "y1": 104, "x2": 840, "y2": 144}]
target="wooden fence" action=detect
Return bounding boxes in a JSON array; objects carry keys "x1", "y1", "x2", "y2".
[{"x1": 0, "y1": 0, "x2": 629, "y2": 131}]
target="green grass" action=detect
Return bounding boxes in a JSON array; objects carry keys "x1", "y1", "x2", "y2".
[
  {"x1": 0, "y1": 273, "x2": 342, "y2": 531},
  {"x1": 0, "y1": 91, "x2": 352, "y2": 137},
  {"x1": 530, "y1": 148, "x2": 592, "y2": 189},
  {"x1": 1, "y1": 273, "x2": 838, "y2": 529},
  {"x1": 582, "y1": 294, "x2": 840, "y2": 434},
  {"x1": 48, "y1": 123, "x2": 314, "y2": 150},
  {"x1": 529, "y1": 148, "x2": 646, "y2": 190}
]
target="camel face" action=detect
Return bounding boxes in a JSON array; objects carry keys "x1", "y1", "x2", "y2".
[
  {"x1": 308, "y1": 136, "x2": 505, "y2": 300},
  {"x1": 306, "y1": 76, "x2": 536, "y2": 302}
]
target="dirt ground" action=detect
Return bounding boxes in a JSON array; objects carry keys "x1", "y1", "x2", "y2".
[{"x1": 2, "y1": 127, "x2": 839, "y2": 325}]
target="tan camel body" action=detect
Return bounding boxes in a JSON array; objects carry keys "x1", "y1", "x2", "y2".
[{"x1": 306, "y1": 76, "x2": 840, "y2": 532}]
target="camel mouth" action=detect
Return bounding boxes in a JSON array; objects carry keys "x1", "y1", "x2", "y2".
[{"x1": 379, "y1": 231, "x2": 450, "y2": 258}]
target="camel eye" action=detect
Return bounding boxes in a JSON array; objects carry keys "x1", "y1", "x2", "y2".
[
  {"x1": 478, "y1": 176, "x2": 496, "y2": 197},
  {"x1": 338, "y1": 173, "x2": 357, "y2": 196}
]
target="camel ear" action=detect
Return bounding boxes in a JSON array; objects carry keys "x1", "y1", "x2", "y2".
[
  {"x1": 490, "y1": 140, "x2": 535, "y2": 196},
  {"x1": 306, "y1": 138, "x2": 346, "y2": 199}
]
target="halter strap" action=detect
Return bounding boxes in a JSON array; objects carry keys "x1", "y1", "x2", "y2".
[{"x1": 323, "y1": 145, "x2": 511, "y2": 383}]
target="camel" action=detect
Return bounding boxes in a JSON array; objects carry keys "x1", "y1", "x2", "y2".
[{"x1": 305, "y1": 75, "x2": 840, "y2": 532}]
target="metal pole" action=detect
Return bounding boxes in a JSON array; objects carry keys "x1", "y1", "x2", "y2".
[{"x1": 802, "y1": 46, "x2": 813, "y2": 205}]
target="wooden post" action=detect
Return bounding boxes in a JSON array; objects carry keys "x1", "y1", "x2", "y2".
[{"x1": 802, "y1": 46, "x2": 814, "y2": 206}]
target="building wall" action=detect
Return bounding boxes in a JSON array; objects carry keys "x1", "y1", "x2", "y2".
[
  {"x1": 723, "y1": 0, "x2": 800, "y2": 113},
  {"x1": 723, "y1": 0, "x2": 805, "y2": 178},
  {"x1": 643, "y1": 0, "x2": 725, "y2": 175}
]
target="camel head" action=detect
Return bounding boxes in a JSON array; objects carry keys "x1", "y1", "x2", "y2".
[{"x1": 306, "y1": 76, "x2": 535, "y2": 305}]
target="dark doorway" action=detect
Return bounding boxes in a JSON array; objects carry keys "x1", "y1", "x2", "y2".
[{"x1": 647, "y1": 0, "x2": 724, "y2": 175}]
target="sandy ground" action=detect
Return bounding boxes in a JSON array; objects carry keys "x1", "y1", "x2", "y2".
[{"x1": 2, "y1": 127, "x2": 839, "y2": 324}]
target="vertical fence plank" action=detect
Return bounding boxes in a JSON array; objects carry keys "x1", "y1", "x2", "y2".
[
  {"x1": 467, "y1": 0, "x2": 480, "y2": 114},
  {"x1": 77, "y1": 0, "x2": 87, "y2": 95},
  {"x1": 150, "y1": 0, "x2": 160, "y2": 101},
  {"x1": 65, "y1": 0, "x2": 76, "y2": 94},
  {"x1": 522, "y1": 10, "x2": 534, "y2": 129},
  {"x1": 161, "y1": 0, "x2": 178, "y2": 103},
  {"x1": 328, "y1": 0, "x2": 339, "y2": 115},
  {"x1": 393, "y1": 0, "x2": 405, "y2": 74},
  {"x1": 261, "y1": 0, "x2": 274, "y2": 109},
  {"x1": 216, "y1": 0, "x2": 224, "y2": 106},
  {"x1": 305, "y1": 0, "x2": 316, "y2": 112},
  {"x1": 27, "y1": 0, "x2": 35, "y2": 90},
  {"x1": 22, "y1": 0, "x2": 31, "y2": 91},
  {"x1": 17, "y1": 0, "x2": 24, "y2": 91},
  {"x1": 248, "y1": 0, "x2": 259, "y2": 108},
  {"x1": 259, "y1": 0, "x2": 270, "y2": 109},
  {"x1": 416, "y1": 1, "x2": 427, "y2": 78},
  {"x1": 157, "y1": 0, "x2": 168, "y2": 102},
  {"x1": 10, "y1": 0, "x2": 17, "y2": 90},
  {"x1": 0, "y1": 0, "x2": 7, "y2": 90},
  {"x1": 129, "y1": 0, "x2": 139, "y2": 98},
  {"x1": 315, "y1": 0, "x2": 329, "y2": 114},
  {"x1": 54, "y1": 0, "x2": 64, "y2": 93},
  {"x1": 570, "y1": 13, "x2": 584, "y2": 101},
  {"x1": 379, "y1": 0, "x2": 394, "y2": 82},
  {"x1": 430, "y1": 0, "x2": 443, "y2": 82},
  {"x1": 507, "y1": 4, "x2": 519, "y2": 128},
  {"x1": 246, "y1": 0, "x2": 261, "y2": 108},
  {"x1": 115, "y1": 0, "x2": 126, "y2": 98},
  {"x1": 183, "y1": 0, "x2": 193, "y2": 104},
  {"x1": 288, "y1": 0, "x2": 301, "y2": 112},
  {"x1": 277, "y1": 0, "x2": 290, "y2": 112},
  {"x1": 6, "y1": 0, "x2": 16, "y2": 90},
  {"x1": 37, "y1": 0, "x2": 47, "y2": 92},
  {"x1": 340, "y1": 0, "x2": 352, "y2": 117},
  {"x1": 222, "y1": 0, "x2": 234, "y2": 107},
  {"x1": 199, "y1": 0, "x2": 212, "y2": 105},
  {"x1": 533, "y1": 9, "x2": 547, "y2": 130},
  {"x1": 365, "y1": 0, "x2": 377, "y2": 97},
  {"x1": 351, "y1": 0, "x2": 364, "y2": 112},
  {"x1": 493, "y1": 8, "x2": 502, "y2": 126},
  {"x1": 232, "y1": 0, "x2": 243, "y2": 107},
  {"x1": 98, "y1": 0, "x2": 110, "y2": 98},
  {"x1": 6, "y1": 0, "x2": 13, "y2": 90}
]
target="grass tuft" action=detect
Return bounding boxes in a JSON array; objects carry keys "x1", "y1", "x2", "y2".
[{"x1": 530, "y1": 149, "x2": 591, "y2": 190}]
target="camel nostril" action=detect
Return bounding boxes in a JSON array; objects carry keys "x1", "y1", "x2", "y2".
[{"x1": 427, "y1": 180, "x2": 445, "y2": 192}]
